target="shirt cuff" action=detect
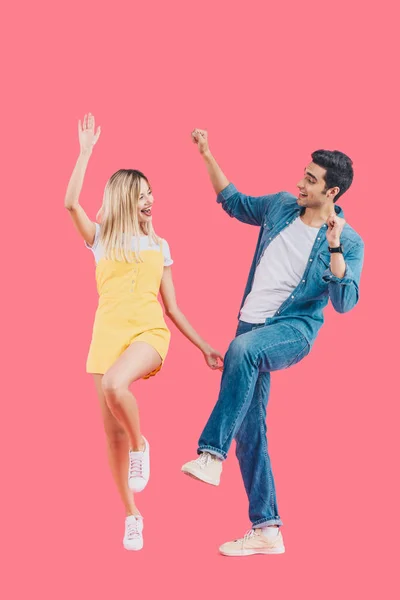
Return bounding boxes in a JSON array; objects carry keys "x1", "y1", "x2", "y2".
[
  {"x1": 217, "y1": 182, "x2": 238, "y2": 203},
  {"x1": 322, "y1": 264, "x2": 354, "y2": 285}
]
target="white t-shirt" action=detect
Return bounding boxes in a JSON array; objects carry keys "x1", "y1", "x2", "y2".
[
  {"x1": 240, "y1": 216, "x2": 319, "y2": 323},
  {"x1": 85, "y1": 222, "x2": 173, "y2": 266}
]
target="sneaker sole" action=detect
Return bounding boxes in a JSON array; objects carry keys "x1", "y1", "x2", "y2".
[
  {"x1": 123, "y1": 542, "x2": 144, "y2": 551},
  {"x1": 219, "y1": 546, "x2": 285, "y2": 557},
  {"x1": 128, "y1": 479, "x2": 149, "y2": 493},
  {"x1": 181, "y1": 465, "x2": 220, "y2": 486}
]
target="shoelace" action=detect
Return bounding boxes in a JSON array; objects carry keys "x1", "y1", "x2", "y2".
[
  {"x1": 196, "y1": 452, "x2": 213, "y2": 468},
  {"x1": 235, "y1": 529, "x2": 257, "y2": 546},
  {"x1": 126, "y1": 520, "x2": 141, "y2": 540},
  {"x1": 243, "y1": 529, "x2": 257, "y2": 541},
  {"x1": 129, "y1": 453, "x2": 144, "y2": 479},
  {"x1": 239, "y1": 529, "x2": 278, "y2": 546}
]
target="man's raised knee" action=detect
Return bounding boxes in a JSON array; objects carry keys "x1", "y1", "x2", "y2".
[{"x1": 226, "y1": 335, "x2": 254, "y2": 363}]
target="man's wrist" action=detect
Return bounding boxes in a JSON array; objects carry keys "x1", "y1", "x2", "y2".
[
  {"x1": 201, "y1": 149, "x2": 213, "y2": 161},
  {"x1": 328, "y1": 240, "x2": 341, "y2": 249}
]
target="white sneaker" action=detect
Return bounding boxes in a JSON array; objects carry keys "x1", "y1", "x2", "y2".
[
  {"x1": 219, "y1": 528, "x2": 285, "y2": 557},
  {"x1": 128, "y1": 436, "x2": 150, "y2": 492},
  {"x1": 123, "y1": 515, "x2": 144, "y2": 551},
  {"x1": 181, "y1": 452, "x2": 222, "y2": 486}
]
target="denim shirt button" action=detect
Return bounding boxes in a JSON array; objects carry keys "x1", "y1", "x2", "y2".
[
  {"x1": 302, "y1": 279, "x2": 305, "y2": 283},
  {"x1": 309, "y1": 258, "x2": 313, "y2": 262}
]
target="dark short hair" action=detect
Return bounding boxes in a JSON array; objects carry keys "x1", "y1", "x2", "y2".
[{"x1": 311, "y1": 150, "x2": 354, "y2": 202}]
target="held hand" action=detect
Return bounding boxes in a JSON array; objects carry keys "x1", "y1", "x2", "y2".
[
  {"x1": 326, "y1": 213, "x2": 346, "y2": 247},
  {"x1": 191, "y1": 128, "x2": 210, "y2": 155},
  {"x1": 78, "y1": 113, "x2": 101, "y2": 154},
  {"x1": 202, "y1": 345, "x2": 224, "y2": 371}
]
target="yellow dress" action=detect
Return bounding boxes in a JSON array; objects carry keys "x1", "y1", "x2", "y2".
[{"x1": 86, "y1": 227, "x2": 171, "y2": 379}]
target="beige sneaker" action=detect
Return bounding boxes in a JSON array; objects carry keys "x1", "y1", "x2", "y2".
[
  {"x1": 181, "y1": 452, "x2": 222, "y2": 486},
  {"x1": 219, "y1": 528, "x2": 285, "y2": 556}
]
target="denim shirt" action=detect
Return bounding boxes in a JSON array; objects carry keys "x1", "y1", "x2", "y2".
[{"x1": 217, "y1": 183, "x2": 365, "y2": 347}]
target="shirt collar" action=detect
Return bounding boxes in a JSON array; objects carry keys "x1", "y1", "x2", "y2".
[{"x1": 297, "y1": 203, "x2": 345, "y2": 219}]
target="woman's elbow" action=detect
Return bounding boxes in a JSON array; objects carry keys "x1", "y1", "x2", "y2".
[
  {"x1": 165, "y1": 307, "x2": 179, "y2": 319},
  {"x1": 64, "y1": 201, "x2": 79, "y2": 212}
]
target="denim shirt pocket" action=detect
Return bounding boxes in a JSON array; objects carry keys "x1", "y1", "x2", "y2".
[
  {"x1": 312, "y1": 251, "x2": 331, "y2": 288},
  {"x1": 318, "y1": 251, "x2": 331, "y2": 268}
]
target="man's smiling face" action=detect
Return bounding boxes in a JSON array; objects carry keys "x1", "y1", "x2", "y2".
[{"x1": 297, "y1": 162, "x2": 332, "y2": 208}]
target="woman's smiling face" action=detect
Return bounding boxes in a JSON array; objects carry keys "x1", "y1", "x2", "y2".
[{"x1": 138, "y1": 178, "x2": 154, "y2": 223}]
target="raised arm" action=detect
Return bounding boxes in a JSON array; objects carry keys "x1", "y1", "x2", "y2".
[
  {"x1": 322, "y1": 214, "x2": 365, "y2": 313},
  {"x1": 65, "y1": 113, "x2": 101, "y2": 246},
  {"x1": 191, "y1": 129, "x2": 229, "y2": 194},
  {"x1": 191, "y1": 128, "x2": 278, "y2": 226}
]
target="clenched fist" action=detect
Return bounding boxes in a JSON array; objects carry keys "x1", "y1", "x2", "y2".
[
  {"x1": 191, "y1": 128, "x2": 210, "y2": 155},
  {"x1": 326, "y1": 213, "x2": 346, "y2": 247},
  {"x1": 202, "y1": 344, "x2": 224, "y2": 371}
]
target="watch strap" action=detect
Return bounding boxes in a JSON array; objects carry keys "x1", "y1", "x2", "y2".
[{"x1": 328, "y1": 245, "x2": 343, "y2": 254}]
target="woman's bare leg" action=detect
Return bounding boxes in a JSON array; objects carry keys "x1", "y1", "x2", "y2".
[
  {"x1": 101, "y1": 342, "x2": 162, "y2": 452},
  {"x1": 93, "y1": 374, "x2": 139, "y2": 517}
]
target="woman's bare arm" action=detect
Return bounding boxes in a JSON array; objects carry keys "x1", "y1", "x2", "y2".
[
  {"x1": 160, "y1": 266, "x2": 224, "y2": 370},
  {"x1": 65, "y1": 113, "x2": 101, "y2": 246}
]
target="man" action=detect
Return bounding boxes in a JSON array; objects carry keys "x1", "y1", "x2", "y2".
[{"x1": 182, "y1": 129, "x2": 364, "y2": 557}]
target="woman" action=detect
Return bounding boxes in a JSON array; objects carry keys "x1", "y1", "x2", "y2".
[{"x1": 65, "y1": 113, "x2": 223, "y2": 551}]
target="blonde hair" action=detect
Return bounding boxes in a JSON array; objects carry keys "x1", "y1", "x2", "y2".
[{"x1": 96, "y1": 169, "x2": 161, "y2": 263}]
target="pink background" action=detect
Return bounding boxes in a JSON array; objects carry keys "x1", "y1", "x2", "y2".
[{"x1": 2, "y1": 0, "x2": 398, "y2": 598}]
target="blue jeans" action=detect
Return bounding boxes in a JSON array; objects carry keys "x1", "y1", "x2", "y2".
[{"x1": 198, "y1": 320, "x2": 310, "y2": 528}]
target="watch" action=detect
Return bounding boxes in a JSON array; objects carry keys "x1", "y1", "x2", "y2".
[{"x1": 328, "y1": 244, "x2": 343, "y2": 254}]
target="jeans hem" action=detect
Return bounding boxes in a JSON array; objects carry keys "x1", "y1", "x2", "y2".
[
  {"x1": 252, "y1": 517, "x2": 283, "y2": 528},
  {"x1": 197, "y1": 445, "x2": 226, "y2": 460}
]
